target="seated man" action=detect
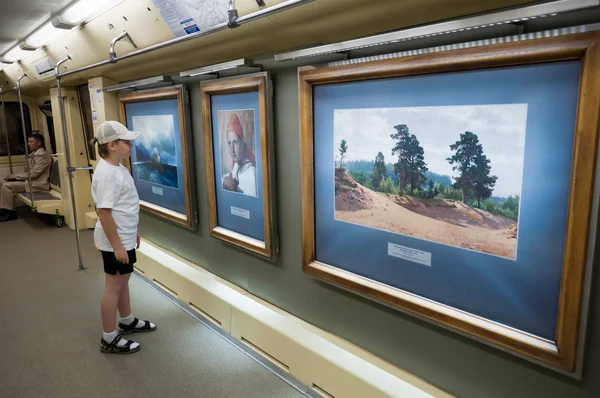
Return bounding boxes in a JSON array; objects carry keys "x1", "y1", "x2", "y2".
[{"x1": 0, "y1": 134, "x2": 52, "y2": 222}]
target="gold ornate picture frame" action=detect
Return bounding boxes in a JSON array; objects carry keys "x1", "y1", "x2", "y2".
[
  {"x1": 201, "y1": 72, "x2": 277, "y2": 260},
  {"x1": 299, "y1": 32, "x2": 600, "y2": 375},
  {"x1": 118, "y1": 85, "x2": 197, "y2": 230}
]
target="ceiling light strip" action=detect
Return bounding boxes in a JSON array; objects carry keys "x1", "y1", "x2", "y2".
[
  {"x1": 0, "y1": 0, "x2": 126, "y2": 64},
  {"x1": 326, "y1": 22, "x2": 600, "y2": 67},
  {"x1": 274, "y1": 0, "x2": 599, "y2": 61}
]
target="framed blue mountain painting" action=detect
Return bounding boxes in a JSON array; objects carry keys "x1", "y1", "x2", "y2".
[{"x1": 118, "y1": 85, "x2": 197, "y2": 230}]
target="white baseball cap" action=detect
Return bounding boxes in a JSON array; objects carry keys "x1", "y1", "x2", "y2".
[{"x1": 94, "y1": 121, "x2": 140, "y2": 144}]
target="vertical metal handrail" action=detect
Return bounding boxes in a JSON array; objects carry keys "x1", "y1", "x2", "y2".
[
  {"x1": 228, "y1": 0, "x2": 239, "y2": 27},
  {"x1": 56, "y1": 55, "x2": 85, "y2": 271},
  {"x1": 0, "y1": 81, "x2": 12, "y2": 173},
  {"x1": 16, "y1": 74, "x2": 33, "y2": 209}
]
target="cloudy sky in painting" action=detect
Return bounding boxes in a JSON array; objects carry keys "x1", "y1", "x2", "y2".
[
  {"x1": 333, "y1": 104, "x2": 528, "y2": 198},
  {"x1": 132, "y1": 115, "x2": 177, "y2": 166}
]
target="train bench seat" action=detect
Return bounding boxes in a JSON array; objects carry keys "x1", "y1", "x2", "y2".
[{"x1": 17, "y1": 158, "x2": 65, "y2": 226}]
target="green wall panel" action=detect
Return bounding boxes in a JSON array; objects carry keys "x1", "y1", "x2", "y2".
[{"x1": 139, "y1": 69, "x2": 600, "y2": 398}]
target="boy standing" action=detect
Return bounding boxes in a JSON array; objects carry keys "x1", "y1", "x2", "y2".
[{"x1": 90, "y1": 121, "x2": 156, "y2": 354}]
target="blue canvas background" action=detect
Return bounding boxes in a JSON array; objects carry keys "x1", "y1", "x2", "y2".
[
  {"x1": 126, "y1": 99, "x2": 187, "y2": 216},
  {"x1": 211, "y1": 92, "x2": 265, "y2": 241},
  {"x1": 314, "y1": 61, "x2": 581, "y2": 341}
]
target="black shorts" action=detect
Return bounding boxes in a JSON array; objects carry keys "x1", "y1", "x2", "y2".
[{"x1": 100, "y1": 249, "x2": 136, "y2": 275}]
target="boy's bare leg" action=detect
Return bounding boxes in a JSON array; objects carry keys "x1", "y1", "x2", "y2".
[
  {"x1": 115, "y1": 272, "x2": 157, "y2": 334},
  {"x1": 100, "y1": 272, "x2": 139, "y2": 352},
  {"x1": 101, "y1": 274, "x2": 123, "y2": 334},
  {"x1": 117, "y1": 274, "x2": 132, "y2": 319}
]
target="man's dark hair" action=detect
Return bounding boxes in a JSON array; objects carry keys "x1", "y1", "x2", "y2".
[{"x1": 28, "y1": 133, "x2": 45, "y2": 147}]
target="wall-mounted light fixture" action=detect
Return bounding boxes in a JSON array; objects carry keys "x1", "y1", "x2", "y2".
[
  {"x1": 180, "y1": 58, "x2": 259, "y2": 77},
  {"x1": 103, "y1": 76, "x2": 172, "y2": 92}
]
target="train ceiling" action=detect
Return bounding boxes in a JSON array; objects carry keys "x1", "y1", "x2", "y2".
[{"x1": 0, "y1": 0, "x2": 543, "y2": 96}]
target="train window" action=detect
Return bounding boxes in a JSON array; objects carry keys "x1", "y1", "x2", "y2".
[
  {"x1": 38, "y1": 102, "x2": 57, "y2": 154},
  {"x1": 0, "y1": 102, "x2": 32, "y2": 156},
  {"x1": 77, "y1": 83, "x2": 96, "y2": 161}
]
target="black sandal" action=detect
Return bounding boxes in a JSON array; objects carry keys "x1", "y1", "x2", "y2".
[
  {"x1": 100, "y1": 334, "x2": 140, "y2": 354},
  {"x1": 118, "y1": 317, "x2": 157, "y2": 335}
]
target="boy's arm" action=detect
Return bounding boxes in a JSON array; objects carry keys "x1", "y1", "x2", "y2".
[
  {"x1": 95, "y1": 176, "x2": 129, "y2": 263},
  {"x1": 97, "y1": 208, "x2": 129, "y2": 263}
]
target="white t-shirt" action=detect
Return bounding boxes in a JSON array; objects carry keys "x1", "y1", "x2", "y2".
[{"x1": 91, "y1": 158, "x2": 140, "y2": 251}]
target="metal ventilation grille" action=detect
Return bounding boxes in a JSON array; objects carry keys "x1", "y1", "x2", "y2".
[
  {"x1": 25, "y1": 0, "x2": 70, "y2": 23},
  {"x1": 327, "y1": 23, "x2": 600, "y2": 67},
  {"x1": 37, "y1": 0, "x2": 69, "y2": 12},
  {"x1": 23, "y1": 12, "x2": 47, "y2": 24}
]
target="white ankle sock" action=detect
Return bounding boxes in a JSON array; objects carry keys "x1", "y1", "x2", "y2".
[
  {"x1": 120, "y1": 314, "x2": 135, "y2": 326},
  {"x1": 103, "y1": 330, "x2": 139, "y2": 349},
  {"x1": 103, "y1": 330, "x2": 118, "y2": 343}
]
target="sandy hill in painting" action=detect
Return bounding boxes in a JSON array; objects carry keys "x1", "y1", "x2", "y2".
[{"x1": 335, "y1": 168, "x2": 517, "y2": 259}]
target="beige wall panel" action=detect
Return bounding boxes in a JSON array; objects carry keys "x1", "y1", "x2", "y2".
[
  {"x1": 230, "y1": 306, "x2": 309, "y2": 378},
  {"x1": 230, "y1": 299, "x2": 447, "y2": 398},
  {"x1": 267, "y1": 0, "x2": 533, "y2": 40},
  {"x1": 87, "y1": 76, "x2": 119, "y2": 163},
  {"x1": 34, "y1": 96, "x2": 52, "y2": 148},
  {"x1": 249, "y1": 293, "x2": 455, "y2": 398},
  {"x1": 132, "y1": 248, "x2": 156, "y2": 276},
  {"x1": 150, "y1": 262, "x2": 191, "y2": 302},
  {"x1": 56, "y1": 16, "x2": 277, "y2": 85},
  {"x1": 49, "y1": 87, "x2": 94, "y2": 229},
  {"x1": 136, "y1": 240, "x2": 243, "y2": 332},
  {"x1": 185, "y1": 279, "x2": 233, "y2": 333},
  {"x1": 135, "y1": 239, "x2": 451, "y2": 397}
]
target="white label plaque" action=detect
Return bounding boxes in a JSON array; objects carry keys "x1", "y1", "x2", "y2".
[
  {"x1": 152, "y1": 186, "x2": 164, "y2": 196},
  {"x1": 231, "y1": 206, "x2": 250, "y2": 219},
  {"x1": 388, "y1": 243, "x2": 431, "y2": 266}
]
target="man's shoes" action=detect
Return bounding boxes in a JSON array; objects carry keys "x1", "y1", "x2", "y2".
[
  {"x1": 0, "y1": 210, "x2": 17, "y2": 222},
  {"x1": 0, "y1": 208, "x2": 6, "y2": 216}
]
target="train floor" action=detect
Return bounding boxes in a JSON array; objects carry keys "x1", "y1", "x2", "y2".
[{"x1": 0, "y1": 207, "x2": 308, "y2": 398}]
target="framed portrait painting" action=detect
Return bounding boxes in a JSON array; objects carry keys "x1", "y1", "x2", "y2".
[
  {"x1": 118, "y1": 85, "x2": 197, "y2": 229},
  {"x1": 299, "y1": 32, "x2": 600, "y2": 375},
  {"x1": 201, "y1": 72, "x2": 277, "y2": 260}
]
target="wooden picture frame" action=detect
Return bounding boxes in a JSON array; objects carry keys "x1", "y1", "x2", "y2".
[
  {"x1": 118, "y1": 85, "x2": 197, "y2": 230},
  {"x1": 299, "y1": 32, "x2": 600, "y2": 375},
  {"x1": 201, "y1": 72, "x2": 277, "y2": 260}
]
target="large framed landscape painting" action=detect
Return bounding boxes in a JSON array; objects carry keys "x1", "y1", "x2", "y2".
[
  {"x1": 118, "y1": 86, "x2": 197, "y2": 230},
  {"x1": 334, "y1": 104, "x2": 524, "y2": 261},
  {"x1": 299, "y1": 32, "x2": 600, "y2": 376},
  {"x1": 201, "y1": 72, "x2": 278, "y2": 260}
]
